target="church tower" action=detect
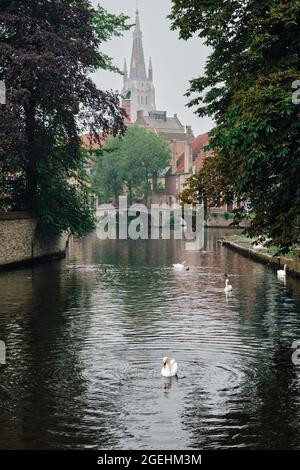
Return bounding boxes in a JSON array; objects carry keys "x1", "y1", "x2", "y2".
[{"x1": 122, "y1": 9, "x2": 156, "y2": 122}]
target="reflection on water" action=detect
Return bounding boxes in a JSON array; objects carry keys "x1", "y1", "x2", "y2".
[{"x1": 1, "y1": 229, "x2": 300, "y2": 449}]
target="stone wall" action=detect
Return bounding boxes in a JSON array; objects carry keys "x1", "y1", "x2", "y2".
[
  {"x1": 206, "y1": 214, "x2": 237, "y2": 228},
  {"x1": 0, "y1": 212, "x2": 69, "y2": 268},
  {"x1": 206, "y1": 214, "x2": 249, "y2": 228},
  {"x1": 223, "y1": 237, "x2": 300, "y2": 279}
]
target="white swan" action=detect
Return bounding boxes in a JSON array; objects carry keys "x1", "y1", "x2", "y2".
[
  {"x1": 277, "y1": 264, "x2": 287, "y2": 279},
  {"x1": 173, "y1": 262, "x2": 186, "y2": 270},
  {"x1": 253, "y1": 244, "x2": 267, "y2": 252},
  {"x1": 224, "y1": 278, "x2": 233, "y2": 293},
  {"x1": 161, "y1": 357, "x2": 178, "y2": 377}
]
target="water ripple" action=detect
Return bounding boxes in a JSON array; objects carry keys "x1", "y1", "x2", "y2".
[{"x1": 1, "y1": 231, "x2": 300, "y2": 449}]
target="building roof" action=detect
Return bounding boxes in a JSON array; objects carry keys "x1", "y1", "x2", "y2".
[
  {"x1": 81, "y1": 134, "x2": 104, "y2": 150},
  {"x1": 192, "y1": 132, "x2": 210, "y2": 155},
  {"x1": 159, "y1": 132, "x2": 188, "y2": 142},
  {"x1": 138, "y1": 110, "x2": 185, "y2": 131},
  {"x1": 158, "y1": 166, "x2": 171, "y2": 177}
]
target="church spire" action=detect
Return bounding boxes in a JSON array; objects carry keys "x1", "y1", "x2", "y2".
[
  {"x1": 122, "y1": 8, "x2": 156, "y2": 121},
  {"x1": 148, "y1": 57, "x2": 153, "y2": 81},
  {"x1": 123, "y1": 59, "x2": 128, "y2": 81},
  {"x1": 129, "y1": 9, "x2": 147, "y2": 80}
]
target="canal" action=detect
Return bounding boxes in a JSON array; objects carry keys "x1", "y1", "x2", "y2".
[{"x1": 0, "y1": 229, "x2": 300, "y2": 449}]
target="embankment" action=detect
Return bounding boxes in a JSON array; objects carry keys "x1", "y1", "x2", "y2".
[
  {"x1": 0, "y1": 212, "x2": 69, "y2": 269},
  {"x1": 223, "y1": 236, "x2": 300, "y2": 278}
]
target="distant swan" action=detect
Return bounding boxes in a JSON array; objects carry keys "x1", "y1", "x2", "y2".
[
  {"x1": 224, "y1": 278, "x2": 233, "y2": 293},
  {"x1": 277, "y1": 264, "x2": 287, "y2": 279},
  {"x1": 173, "y1": 262, "x2": 186, "y2": 270},
  {"x1": 253, "y1": 243, "x2": 267, "y2": 252},
  {"x1": 161, "y1": 357, "x2": 178, "y2": 377}
]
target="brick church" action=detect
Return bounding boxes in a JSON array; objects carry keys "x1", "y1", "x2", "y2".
[{"x1": 121, "y1": 9, "x2": 201, "y2": 204}]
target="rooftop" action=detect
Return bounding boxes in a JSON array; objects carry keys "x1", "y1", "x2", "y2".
[
  {"x1": 81, "y1": 134, "x2": 104, "y2": 150},
  {"x1": 137, "y1": 110, "x2": 185, "y2": 132},
  {"x1": 192, "y1": 132, "x2": 210, "y2": 155}
]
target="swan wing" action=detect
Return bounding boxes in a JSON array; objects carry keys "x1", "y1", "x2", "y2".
[
  {"x1": 277, "y1": 270, "x2": 286, "y2": 277},
  {"x1": 173, "y1": 264, "x2": 183, "y2": 269},
  {"x1": 170, "y1": 360, "x2": 178, "y2": 376},
  {"x1": 225, "y1": 285, "x2": 233, "y2": 293}
]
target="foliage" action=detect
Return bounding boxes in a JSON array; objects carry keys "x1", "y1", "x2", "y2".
[
  {"x1": 170, "y1": 0, "x2": 300, "y2": 250},
  {"x1": 92, "y1": 126, "x2": 171, "y2": 203},
  {"x1": 91, "y1": 139, "x2": 124, "y2": 203},
  {"x1": 34, "y1": 149, "x2": 95, "y2": 238},
  {"x1": 0, "y1": 0, "x2": 129, "y2": 235},
  {"x1": 90, "y1": 6, "x2": 132, "y2": 74}
]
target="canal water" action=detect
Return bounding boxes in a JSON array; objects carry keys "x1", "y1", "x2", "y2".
[{"x1": 1, "y1": 229, "x2": 300, "y2": 449}]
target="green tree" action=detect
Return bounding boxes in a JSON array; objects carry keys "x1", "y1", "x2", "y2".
[
  {"x1": 180, "y1": 153, "x2": 235, "y2": 218},
  {"x1": 170, "y1": 0, "x2": 300, "y2": 249},
  {"x1": 93, "y1": 126, "x2": 171, "y2": 204},
  {"x1": 0, "y1": 1, "x2": 130, "y2": 237},
  {"x1": 92, "y1": 139, "x2": 124, "y2": 203}
]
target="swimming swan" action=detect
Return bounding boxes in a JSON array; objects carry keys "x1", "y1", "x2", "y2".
[
  {"x1": 253, "y1": 243, "x2": 268, "y2": 253},
  {"x1": 173, "y1": 262, "x2": 186, "y2": 270},
  {"x1": 224, "y1": 278, "x2": 233, "y2": 293},
  {"x1": 161, "y1": 357, "x2": 178, "y2": 377},
  {"x1": 277, "y1": 264, "x2": 287, "y2": 279}
]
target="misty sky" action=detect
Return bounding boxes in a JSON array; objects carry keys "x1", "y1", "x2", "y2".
[{"x1": 91, "y1": 0, "x2": 214, "y2": 136}]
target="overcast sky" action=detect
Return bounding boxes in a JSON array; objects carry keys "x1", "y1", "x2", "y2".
[{"x1": 91, "y1": 0, "x2": 214, "y2": 136}]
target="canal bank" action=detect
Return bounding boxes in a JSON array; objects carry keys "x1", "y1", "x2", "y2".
[
  {"x1": 223, "y1": 234, "x2": 300, "y2": 279},
  {"x1": 0, "y1": 212, "x2": 69, "y2": 270}
]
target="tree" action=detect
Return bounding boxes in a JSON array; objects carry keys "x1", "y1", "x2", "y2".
[
  {"x1": 93, "y1": 126, "x2": 171, "y2": 204},
  {"x1": 0, "y1": 1, "x2": 130, "y2": 236},
  {"x1": 92, "y1": 139, "x2": 124, "y2": 203},
  {"x1": 170, "y1": 0, "x2": 300, "y2": 249},
  {"x1": 180, "y1": 154, "x2": 235, "y2": 217}
]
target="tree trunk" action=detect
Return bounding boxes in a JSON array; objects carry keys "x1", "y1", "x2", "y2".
[
  {"x1": 152, "y1": 173, "x2": 158, "y2": 192},
  {"x1": 128, "y1": 186, "x2": 133, "y2": 205}
]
